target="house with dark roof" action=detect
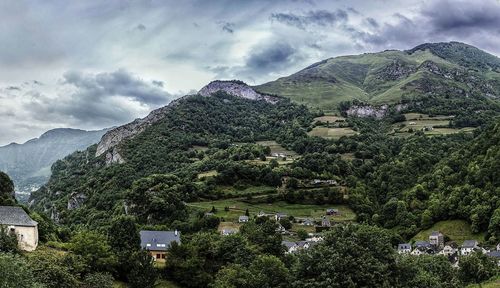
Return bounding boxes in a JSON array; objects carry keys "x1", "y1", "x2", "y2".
[
  {"x1": 140, "y1": 230, "x2": 180, "y2": 262},
  {"x1": 461, "y1": 240, "x2": 479, "y2": 256},
  {"x1": 0, "y1": 206, "x2": 38, "y2": 251},
  {"x1": 487, "y1": 251, "x2": 500, "y2": 266},
  {"x1": 398, "y1": 243, "x2": 411, "y2": 254}
]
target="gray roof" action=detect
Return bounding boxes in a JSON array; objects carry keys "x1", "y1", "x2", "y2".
[
  {"x1": 415, "y1": 241, "x2": 431, "y2": 247},
  {"x1": 462, "y1": 240, "x2": 478, "y2": 248},
  {"x1": 0, "y1": 206, "x2": 37, "y2": 227},
  {"x1": 398, "y1": 243, "x2": 411, "y2": 249},
  {"x1": 487, "y1": 251, "x2": 500, "y2": 258},
  {"x1": 140, "y1": 230, "x2": 180, "y2": 251}
]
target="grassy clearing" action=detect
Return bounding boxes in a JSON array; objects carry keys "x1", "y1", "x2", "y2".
[
  {"x1": 313, "y1": 115, "x2": 346, "y2": 123},
  {"x1": 188, "y1": 200, "x2": 356, "y2": 222},
  {"x1": 214, "y1": 185, "x2": 276, "y2": 198},
  {"x1": 197, "y1": 170, "x2": 218, "y2": 179},
  {"x1": 256, "y1": 140, "x2": 297, "y2": 156},
  {"x1": 467, "y1": 276, "x2": 500, "y2": 288},
  {"x1": 412, "y1": 220, "x2": 485, "y2": 243},
  {"x1": 308, "y1": 127, "x2": 358, "y2": 138}
]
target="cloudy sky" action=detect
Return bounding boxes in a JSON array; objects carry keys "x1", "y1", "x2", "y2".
[{"x1": 1, "y1": 0, "x2": 500, "y2": 145}]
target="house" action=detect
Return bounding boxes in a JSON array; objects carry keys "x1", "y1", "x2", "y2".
[
  {"x1": 440, "y1": 245, "x2": 458, "y2": 256},
  {"x1": 275, "y1": 212, "x2": 287, "y2": 221},
  {"x1": 238, "y1": 215, "x2": 249, "y2": 223},
  {"x1": 140, "y1": 230, "x2": 180, "y2": 262},
  {"x1": 398, "y1": 243, "x2": 412, "y2": 254},
  {"x1": 0, "y1": 206, "x2": 38, "y2": 251},
  {"x1": 326, "y1": 208, "x2": 339, "y2": 216},
  {"x1": 276, "y1": 223, "x2": 286, "y2": 233},
  {"x1": 282, "y1": 241, "x2": 311, "y2": 254},
  {"x1": 486, "y1": 251, "x2": 500, "y2": 266},
  {"x1": 301, "y1": 219, "x2": 314, "y2": 226},
  {"x1": 221, "y1": 229, "x2": 238, "y2": 236},
  {"x1": 429, "y1": 231, "x2": 444, "y2": 249},
  {"x1": 321, "y1": 216, "x2": 331, "y2": 227},
  {"x1": 461, "y1": 240, "x2": 479, "y2": 256}
]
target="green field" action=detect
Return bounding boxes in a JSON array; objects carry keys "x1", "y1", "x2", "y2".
[
  {"x1": 188, "y1": 200, "x2": 356, "y2": 222},
  {"x1": 256, "y1": 140, "x2": 297, "y2": 157},
  {"x1": 308, "y1": 127, "x2": 359, "y2": 138},
  {"x1": 467, "y1": 276, "x2": 500, "y2": 288},
  {"x1": 412, "y1": 220, "x2": 485, "y2": 243},
  {"x1": 212, "y1": 185, "x2": 276, "y2": 198},
  {"x1": 391, "y1": 113, "x2": 475, "y2": 136}
]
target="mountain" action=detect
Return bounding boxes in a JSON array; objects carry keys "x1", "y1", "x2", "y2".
[
  {"x1": 255, "y1": 42, "x2": 500, "y2": 112},
  {"x1": 30, "y1": 81, "x2": 311, "y2": 224},
  {"x1": 0, "y1": 128, "x2": 109, "y2": 199},
  {"x1": 29, "y1": 45, "x2": 500, "y2": 243}
]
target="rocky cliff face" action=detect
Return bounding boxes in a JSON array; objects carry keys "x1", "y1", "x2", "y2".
[
  {"x1": 95, "y1": 105, "x2": 173, "y2": 157},
  {"x1": 199, "y1": 80, "x2": 280, "y2": 103}
]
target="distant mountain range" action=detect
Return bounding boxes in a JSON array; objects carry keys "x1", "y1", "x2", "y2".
[
  {"x1": 0, "y1": 128, "x2": 109, "y2": 200},
  {"x1": 256, "y1": 41, "x2": 500, "y2": 111}
]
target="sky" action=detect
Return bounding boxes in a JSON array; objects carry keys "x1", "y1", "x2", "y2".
[{"x1": 1, "y1": 0, "x2": 500, "y2": 145}]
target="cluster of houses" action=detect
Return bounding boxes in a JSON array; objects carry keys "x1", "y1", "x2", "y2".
[
  {"x1": 397, "y1": 231, "x2": 500, "y2": 266},
  {"x1": 282, "y1": 235, "x2": 323, "y2": 254}
]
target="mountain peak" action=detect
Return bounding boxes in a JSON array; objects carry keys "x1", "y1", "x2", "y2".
[{"x1": 199, "y1": 80, "x2": 279, "y2": 103}]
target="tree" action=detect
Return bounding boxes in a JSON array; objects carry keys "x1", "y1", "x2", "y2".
[
  {"x1": 69, "y1": 231, "x2": 117, "y2": 273},
  {"x1": 109, "y1": 216, "x2": 141, "y2": 278},
  {"x1": 0, "y1": 253, "x2": 43, "y2": 288},
  {"x1": 293, "y1": 224, "x2": 399, "y2": 287},
  {"x1": 459, "y1": 252, "x2": 498, "y2": 284},
  {"x1": 0, "y1": 171, "x2": 15, "y2": 205},
  {"x1": 0, "y1": 226, "x2": 18, "y2": 253},
  {"x1": 212, "y1": 255, "x2": 290, "y2": 288},
  {"x1": 82, "y1": 272, "x2": 114, "y2": 288},
  {"x1": 128, "y1": 250, "x2": 158, "y2": 288},
  {"x1": 297, "y1": 229, "x2": 308, "y2": 241}
]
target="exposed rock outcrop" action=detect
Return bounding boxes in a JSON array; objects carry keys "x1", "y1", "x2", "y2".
[
  {"x1": 199, "y1": 80, "x2": 280, "y2": 103},
  {"x1": 67, "y1": 192, "x2": 87, "y2": 210},
  {"x1": 346, "y1": 103, "x2": 408, "y2": 118},
  {"x1": 95, "y1": 105, "x2": 172, "y2": 157}
]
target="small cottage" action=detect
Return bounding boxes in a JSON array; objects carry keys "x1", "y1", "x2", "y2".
[
  {"x1": 0, "y1": 206, "x2": 38, "y2": 251},
  {"x1": 238, "y1": 215, "x2": 249, "y2": 223},
  {"x1": 140, "y1": 230, "x2": 180, "y2": 262}
]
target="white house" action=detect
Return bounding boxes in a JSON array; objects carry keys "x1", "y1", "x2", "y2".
[
  {"x1": 461, "y1": 240, "x2": 479, "y2": 256},
  {"x1": 238, "y1": 215, "x2": 249, "y2": 223},
  {"x1": 398, "y1": 243, "x2": 412, "y2": 254},
  {"x1": 0, "y1": 206, "x2": 38, "y2": 251}
]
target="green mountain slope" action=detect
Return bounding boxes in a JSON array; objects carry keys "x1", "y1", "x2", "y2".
[{"x1": 255, "y1": 42, "x2": 500, "y2": 111}]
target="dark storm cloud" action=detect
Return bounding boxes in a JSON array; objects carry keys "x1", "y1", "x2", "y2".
[
  {"x1": 24, "y1": 69, "x2": 172, "y2": 127},
  {"x1": 246, "y1": 42, "x2": 297, "y2": 72},
  {"x1": 270, "y1": 9, "x2": 348, "y2": 29},
  {"x1": 422, "y1": 0, "x2": 500, "y2": 33}
]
